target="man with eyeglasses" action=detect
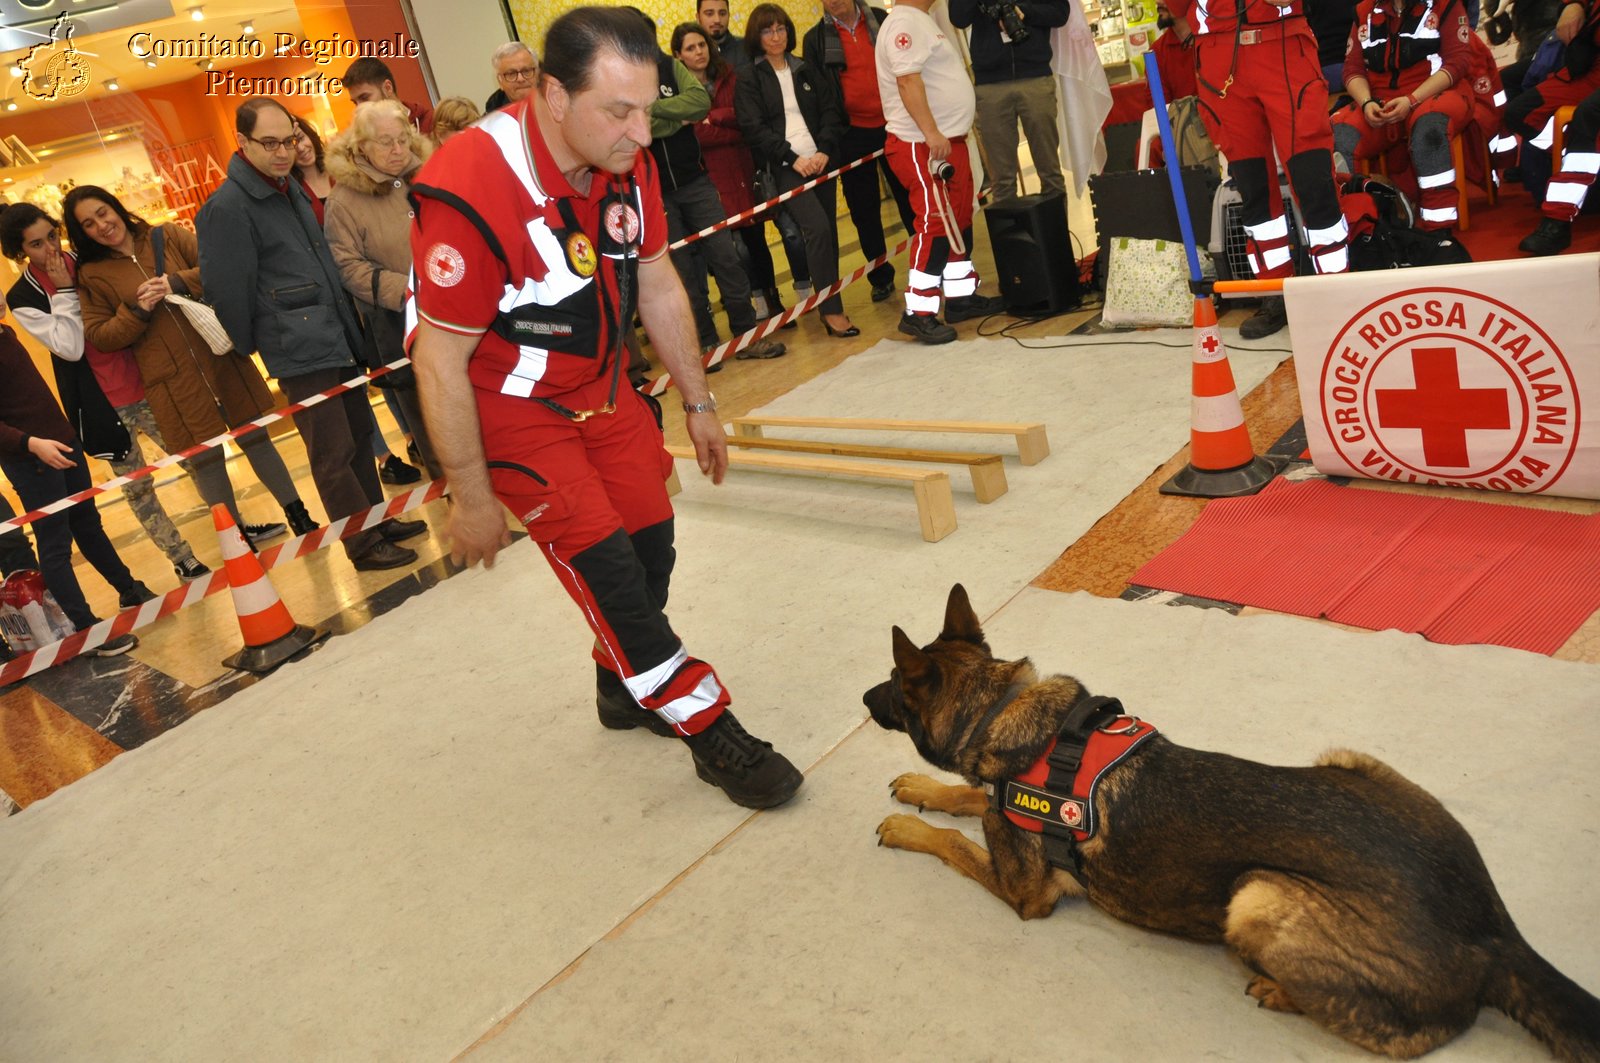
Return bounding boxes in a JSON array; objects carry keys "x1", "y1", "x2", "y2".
[
  {"x1": 342, "y1": 57, "x2": 435, "y2": 135},
  {"x1": 485, "y1": 41, "x2": 540, "y2": 112},
  {"x1": 197, "y1": 98, "x2": 426, "y2": 573}
]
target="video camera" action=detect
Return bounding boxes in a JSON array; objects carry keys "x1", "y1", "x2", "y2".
[{"x1": 977, "y1": 0, "x2": 1030, "y2": 42}]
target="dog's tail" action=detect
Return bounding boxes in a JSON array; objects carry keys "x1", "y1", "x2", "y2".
[{"x1": 1486, "y1": 932, "x2": 1600, "y2": 1063}]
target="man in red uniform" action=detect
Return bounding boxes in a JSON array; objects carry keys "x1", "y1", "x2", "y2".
[
  {"x1": 1332, "y1": 0, "x2": 1476, "y2": 231},
  {"x1": 1151, "y1": 1, "x2": 1200, "y2": 101},
  {"x1": 1169, "y1": 0, "x2": 1351, "y2": 337},
  {"x1": 1505, "y1": 0, "x2": 1600, "y2": 253},
  {"x1": 408, "y1": 7, "x2": 803, "y2": 809},
  {"x1": 877, "y1": 0, "x2": 1007, "y2": 344}
]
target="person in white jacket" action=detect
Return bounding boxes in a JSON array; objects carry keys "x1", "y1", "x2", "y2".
[{"x1": 3, "y1": 203, "x2": 212, "y2": 583}]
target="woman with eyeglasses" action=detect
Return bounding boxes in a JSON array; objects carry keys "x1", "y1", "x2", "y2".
[
  {"x1": 324, "y1": 100, "x2": 442, "y2": 480},
  {"x1": 63, "y1": 185, "x2": 316, "y2": 545},
  {"x1": 735, "y1": 2, "x2": 858, "y2": 337}
]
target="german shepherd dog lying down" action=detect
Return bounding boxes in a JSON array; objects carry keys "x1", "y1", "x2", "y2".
[{"x1": 863, "y1": 585, "x2": 1600, "y2": 1061}]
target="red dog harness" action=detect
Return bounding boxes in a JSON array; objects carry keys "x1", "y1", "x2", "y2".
[{"x1": 987, "y1": 694, "x2": 1159, "y2": 884}]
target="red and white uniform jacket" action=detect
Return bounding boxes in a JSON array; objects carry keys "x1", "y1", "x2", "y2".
[
  {"x1": 407, "y1": 101, "x2": 667, "y2": 402},
  {"x1": 1344, "y1": 0, "x2": 1473, "y2": 95}
]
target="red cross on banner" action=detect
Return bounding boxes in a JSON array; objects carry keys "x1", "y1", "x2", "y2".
[{"x1": 1376, "y1": 347, "x2": 1511, "y2": 467}]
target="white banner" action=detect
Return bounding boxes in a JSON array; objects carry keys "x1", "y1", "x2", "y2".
[{"x1": 1285, "y1": 254, "x2": 1600, "y2": 500}]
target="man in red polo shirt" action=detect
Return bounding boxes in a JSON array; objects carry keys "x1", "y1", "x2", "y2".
[
  {"x1": 408, "y1": 6, "x2": 803, "y2": 810},
  {"x1": 803, "y1": 0, "x2": 917, "y2": 302}
]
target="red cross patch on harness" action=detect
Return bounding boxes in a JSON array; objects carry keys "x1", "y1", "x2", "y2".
[
  {"x1": 604, "y1": 201, "x2": 640, "y2": 245},
  {"x1": 425, "y1": 242, "x2": 466, "y2": 288},
  {"x1": 895, "y1": 31, "x2": 912, "y2": 49}
]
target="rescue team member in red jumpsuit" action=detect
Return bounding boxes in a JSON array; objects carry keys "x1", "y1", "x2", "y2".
[
  {"x1": 1332, "y1": 0, "x2": 1476, "y2": 231},
  {"x1": 876, "y1": 0, "x2": 1007, "y2": 346},
  {"x1": 1504, "y1": 0, "x2": 1600, "y2": 254},
  {"x1": 408, "y1": 7, "x2": 803, "y2": 810},
  {"x1": 1169, "y1": 0, "x2": 1352, "y2": 338}
]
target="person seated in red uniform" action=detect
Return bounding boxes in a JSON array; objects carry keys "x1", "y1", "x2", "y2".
[
  {"x1": 1504, "y1": 0, "x2": 1600, "y2": 254},
  {"x1": 1168, "y1": 0, "x2": 1352, "y2": 338},
  {"x1": 1331, "y1": 0, "x2": 1477, "y2": 233},
  {"x1": 407, "y1": 6, "x2": 803, "y2": 809}
]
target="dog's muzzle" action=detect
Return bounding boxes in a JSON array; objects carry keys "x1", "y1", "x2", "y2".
[{"x1": 863, "y1": 675, "x2": 906, "y2": 732}]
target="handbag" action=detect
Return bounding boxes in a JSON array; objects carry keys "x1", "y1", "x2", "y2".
[
  {"x1": 356, "y1": 272, "x2": 415, "y2": 390},
  {"x1": 151, "y1": 225, "x2": 233, "y2": 355},
  {"x1": 750, "y1": 165, "x2": 777, "y2": 207},
  {"x1": 1101, "y1": 237, "x2": 1192, "y2": 327}
]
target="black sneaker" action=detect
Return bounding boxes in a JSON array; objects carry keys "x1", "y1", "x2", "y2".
[
  {"x1": 1239, "y1": 297, "x2": 1288, "y2": 340},
  {"x1": 898, "y1": 313, "x2": 957, "y2": 345},
  {"x1": 245, "y1": 521, "x2": 288, "y2": 543},
  {"x1": 174, "y1": 556, "x2": 211, "y2": 582},
  {"x1": 684, "y1": 710, "x2": 803, "y2": 809},
  {"x1": 1518, "y1": 217, "x2": 1572, "y2": 256},
  {"x1": 380, "y1": 454, "x2": 422, "y2": 484},
  {"x1": 943, "y1": 294, "x2": 1006, "y2": 324},
  {"x1": 118, "y1": 582, "x2": 157, "y2": 609},
  {"x1": 870, "y1": 281, "x2": 895, "y2": 303},
  {"x1": 597, "y1": 682, "x2": 677, "y2": 737}
]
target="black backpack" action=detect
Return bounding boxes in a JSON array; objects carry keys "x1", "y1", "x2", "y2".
[{"x1": 1343, "y1": 174, "x2": 1473, "y2": 271}]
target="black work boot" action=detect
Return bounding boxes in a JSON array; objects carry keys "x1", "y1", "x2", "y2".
[
  {"x1": 596, "y1": 665, "x2": 676, "y2": 737},
  {"x1": 1239, "y1": 297, "x2": 1288, "y2": 340},
  {"x1": 898, "y1": 313, "x2": 957, "y2": 345},
  {"x1": 1519, "y1": 217, "x2": 1572, "y2": 256},
  {"x1": 684, "y1": 710, "x2": 804, "y2": 809}
]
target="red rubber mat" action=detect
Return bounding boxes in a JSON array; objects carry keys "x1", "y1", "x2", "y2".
[{"x1": 1132, "y1": 478, "x2": 1600, "y2": 654}]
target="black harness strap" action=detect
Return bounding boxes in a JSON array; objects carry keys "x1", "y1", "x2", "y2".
[{"x1": 990, "y1": 691, "x2": 1132, "y2": 886}]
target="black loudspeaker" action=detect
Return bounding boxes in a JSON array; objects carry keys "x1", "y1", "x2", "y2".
[{"x1": 983, "y1": 192, "x2": 1081, "y2": 317}]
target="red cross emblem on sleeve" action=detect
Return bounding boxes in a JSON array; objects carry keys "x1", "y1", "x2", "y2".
[
  {"x1": 425, "y1": 242, "x2": 466, "y2": 288},
  {"x1": 895, "y1": 32, "x2": 912, "y2": 49}
]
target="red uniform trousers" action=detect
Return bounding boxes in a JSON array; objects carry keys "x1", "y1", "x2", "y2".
[
  {"x1": 885, "y1": 134, "x2": 981, "y2": 315},
  {"x1": 1505, "y1": 67, "x2": 1600, "y2": 222},
  {"x1": 477, "y1": 377, "x2": 728, "y2": 736},
  {"x1": 1330, "y1": 83, "x2": 1473, "y2": 230},
  {"x1": 1196, "y1": 29, "x2": 1351, "y2": 276}
]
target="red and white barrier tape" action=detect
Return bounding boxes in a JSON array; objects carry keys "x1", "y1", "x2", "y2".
[
  {"x1": 666, "y1": 149, "x2": 886, "y2": 252},
  {"x1": 646, "y1": 236, "x2": 912, "y2": 397},
  {"x1": 1, "y1": 358, "x2": 411, "y2": 534},
  {"x1": 0, "y1": 478, "x2": 447, "y2": 687}
]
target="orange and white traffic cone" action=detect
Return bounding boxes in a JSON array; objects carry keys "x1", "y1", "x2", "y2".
[
  {"x1": 213, "y1": 504, "x2": 325, "y2": 673},
  {"x1": 1160, "y1": 297, "x2": 1280, "y2": 497}
]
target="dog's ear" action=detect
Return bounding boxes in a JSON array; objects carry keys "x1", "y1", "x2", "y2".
[
  {"x1": 939, "y1": 583, "x2": 985, "y2": 645},
  {"x1": 891, "y1": 625, "x2": 933, "y2": 686}
]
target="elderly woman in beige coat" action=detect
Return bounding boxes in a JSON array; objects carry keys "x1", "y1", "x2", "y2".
[
  {"x1": 64, "y1": 184, "x2": 315, "y2": 543},
  {"x1": 324, "y1": 100, "x2": 440, "y2": 479}
]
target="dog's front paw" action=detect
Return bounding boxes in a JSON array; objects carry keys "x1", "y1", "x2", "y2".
[
  {"x1": 877, "y1": 813, "x2": 937, "y2": 850},
  {"x1": 1245, "y1": 975, "x2": 1302, "y2": 1014},
  {"x1": 889, "y1": 772, "x2": 944, "y2": 810}
]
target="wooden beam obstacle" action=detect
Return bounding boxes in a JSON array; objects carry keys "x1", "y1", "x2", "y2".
[
  {"x1": 723, "y1": 436, "x2": 1008, "y2": 503},
  {"x1": 727, "y1": 416, "x2": 1050, "y2": 466},
  {"x1": 663, "y1": 444, "x2": 958, "y2": 543}
]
